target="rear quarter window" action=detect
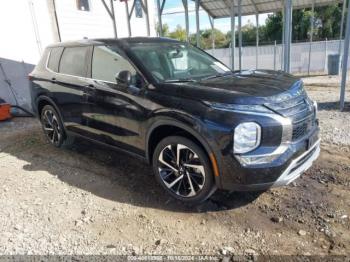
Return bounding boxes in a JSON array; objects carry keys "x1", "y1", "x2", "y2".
[
  {"x1": 59, "y1": 46, "x2": 89, "y2": 77},
  {"x1": 47, "y1": 47, "x2": 64, "y2": 72}
]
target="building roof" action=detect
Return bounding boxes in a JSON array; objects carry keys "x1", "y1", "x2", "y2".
[{"x1": 199, "y1": 0, "x2": 343, "y2": 18}]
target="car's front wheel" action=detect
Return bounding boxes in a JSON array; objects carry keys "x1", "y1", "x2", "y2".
[{"x1": 152, "y1": 136, "x2": 216, "y2": 204}]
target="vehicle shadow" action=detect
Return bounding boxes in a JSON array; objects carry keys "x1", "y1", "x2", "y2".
[{"x1": 9, "y1": 126, "x2": 263, "y2": 213}]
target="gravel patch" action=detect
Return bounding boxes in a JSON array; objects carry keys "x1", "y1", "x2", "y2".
[{"x1": 304, "y1": 74, "x2": 350, "y2": 148}]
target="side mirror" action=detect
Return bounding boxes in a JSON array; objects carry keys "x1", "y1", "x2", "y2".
[{"x1": 116, "y1": 70, "x2": 132, "y2": 86}]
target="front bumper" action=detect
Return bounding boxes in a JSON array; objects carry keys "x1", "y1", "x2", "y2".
[
  {"x1": 217, "y1": 127, "x2": 321, "y2": 191},
  {"x1": 272, "y1": 139, "x2": 320, "y2": 187},
  {"x1": 230, "y1": 139, "x2": 320, "y2": 191}
]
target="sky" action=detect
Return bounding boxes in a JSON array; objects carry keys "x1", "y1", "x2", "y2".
[{"x1": 156, "y1": 0, "x2": 270, "y2": 34}]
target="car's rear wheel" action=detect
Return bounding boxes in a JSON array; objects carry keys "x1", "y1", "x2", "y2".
[
  {"x1": 40, "y1": 105, "x2": 74, "y2": 148},
  {"x1": 152, "y1": 136, "x2": 216, "y2": 204}
]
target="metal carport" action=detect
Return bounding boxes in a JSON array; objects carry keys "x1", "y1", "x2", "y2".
[{"x1": 157, "y1": 0, "x2": 349, "y2": 111}]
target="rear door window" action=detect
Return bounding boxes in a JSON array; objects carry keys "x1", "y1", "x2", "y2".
[
  {"x1": 47, "y1": 47, "x2": 64, "y2": 72},
  {"x1": 59, "y1": 46, "x2": 89, "y2": 77}
]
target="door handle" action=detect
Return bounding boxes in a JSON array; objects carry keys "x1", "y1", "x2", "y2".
[
  {"x1": 51, "y1": 77, "x2": 56, "y2": 83},
  {"x1": 83, "y1": 84, "x2": 96, "y2": 100},
  {"x1": 84, "y1": 84, "x2": 96, "y2": 93}
]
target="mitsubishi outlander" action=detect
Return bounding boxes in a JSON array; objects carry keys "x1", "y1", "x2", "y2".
[{"x1": 29, "y1": 38, "x2": 320, "y2": 204}]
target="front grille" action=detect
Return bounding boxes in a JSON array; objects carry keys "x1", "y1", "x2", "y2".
[
  {"x1": 265, "y1": 94, "x2": 312, "y2": 121},
  {"x1": 292, "y1": 117, "x2": 314, "y2": 140},
  {"x1": 293, "y1": 122, "x2": 308, "y2": 140},
  {"x1": 265, "y1": 90, "x2": 316, "y2": 141}
]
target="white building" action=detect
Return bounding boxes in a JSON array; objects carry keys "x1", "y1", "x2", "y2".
[{"x1": 0, "y1": 0, "x2": 156, "y2": 111}]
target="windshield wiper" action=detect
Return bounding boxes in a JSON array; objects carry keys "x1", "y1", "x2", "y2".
[
  {"x1": 200, "y1": 72, "x2": 233, "y2": 81},
  {"x1": 164, "y1": 78, "x2": 197, "y2": 83}
]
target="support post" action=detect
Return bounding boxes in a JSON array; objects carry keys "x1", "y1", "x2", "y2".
[
  {"x1": 283, "y1": 0, "x2": 292, "y2": 73},
  {"x1": 125, "y1": 0, "x2": 131, "y2": 37},
  {"x1": 157, "y1": 0, "x2": 163, "y2": 37},
  {"x1": 325, "y1": 38, "x2": 328, "y2": 72},
  {"x1": 144, "y1": 0, "x2": 150, "y2": 36},
  {"x1": 274, "y1": 40, "x2": 277, "y2": 71},
  {"x1": 338, "y1": 0, "x2": 347, "y2": 74},
  {"x1": 238, "y1": 0, "x2": 242, "y2": 71},
  {"x1": 102, "y1": 0, "x2": 118, "y2": 38},
  {"x1": 307, "y1": 0, "x2": 315, "y2": 75},
  {"x1": 255, "y1": 13, "x2": 259, "y2": 69},
  {"x1": 195, "y1": 0, "x2": 200, "y2": 47},
  {"x1": 110, "y1": 0, "x2": 117, "y2": 38},
  {"x1": 340, "y1": 0, "x2": 350, "y2": 111},
  {"x1": 209, "y1": 15, "x2": 215, "y2": 50},
  {"x1": 281, "y1": 1, "x2": 285, "y2": 70},
  {"x1": 182, "y1": 0, "x2": 189, "y2": 42},
  {"x1": 28, "y1": 0, "x2": 42, "y2": 55},
  {"x1": 51, "y1": 0, "x2": 61, "y2": 42},
  {"x1": 230, "y1": 0, "x2": 235, "y2": 70}
]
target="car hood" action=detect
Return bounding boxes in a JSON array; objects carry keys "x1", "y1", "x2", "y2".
[{"x1": 171, "y1": 70, "x2": 303, "y2": 105}]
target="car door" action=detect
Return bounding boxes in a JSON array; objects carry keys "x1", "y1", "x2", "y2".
[
  {"x1": 53, "y1": 45, "x2": 92, "y2": 135},
  {"x1": 81, "y1": 44, "x2": 150, "y2": 155}
]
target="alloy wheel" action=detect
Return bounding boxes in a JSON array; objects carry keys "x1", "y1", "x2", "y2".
[
  {"x1": 42, "y1": 109, "x2": 61, "y2": 145},
  {"x1": 158, "y1": 144, "x2": 206, "y2": 198}
]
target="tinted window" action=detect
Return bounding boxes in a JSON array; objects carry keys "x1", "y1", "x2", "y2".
[
  {"x1": 59, "y1": 47, "x2": 89, "y2": 77},
  {"x1": 47, "y1": 47, "x2": 64, "y2": 72},
  {"x1": 130, "y1": 43, "x2": 230, "y2": 82},
  {"x1": 92, "y1": 45, "x2": 136, "y2": 83}
]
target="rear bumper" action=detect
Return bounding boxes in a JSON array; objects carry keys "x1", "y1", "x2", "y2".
[{"x1": 224, "y1": 139, "x2": 320, "y2": 191}]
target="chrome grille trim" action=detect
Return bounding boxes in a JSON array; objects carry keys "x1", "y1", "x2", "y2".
[{"x1": 265, "y1": 93, "x2": 316, "y2": 141}]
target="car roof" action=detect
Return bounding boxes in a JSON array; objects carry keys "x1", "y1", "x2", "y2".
[{"x1": 47, "y1": 37, "x2": 181, "y2": 48}]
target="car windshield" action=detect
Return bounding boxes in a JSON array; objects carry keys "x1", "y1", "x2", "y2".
[{"x1": 128, "y1": 42, "x2": 231, "y2": 83}]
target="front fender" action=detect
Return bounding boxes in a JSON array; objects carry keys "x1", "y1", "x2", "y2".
[{"x1": 145, "y1": 110, "x2": 223, "y2": 188}]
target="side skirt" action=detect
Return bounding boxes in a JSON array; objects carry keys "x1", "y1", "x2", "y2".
[{"x1": 66, "y1": 131, "x2": 148, "y2": 165}]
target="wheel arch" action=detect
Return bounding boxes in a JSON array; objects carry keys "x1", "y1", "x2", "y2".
[
  {"x1": 146, "y1": 119, "x2": 221, "y2": 184},
  {"x1": 36, "y1": 95, "x2": 67, "y2": 133},
  {"x1": 37, "y1": 96, "x2": 55, "y2": 115}
]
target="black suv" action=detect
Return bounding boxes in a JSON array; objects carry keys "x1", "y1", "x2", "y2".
[{"x1": 30, "y1": 37, "x2": 320, "y2": 204}]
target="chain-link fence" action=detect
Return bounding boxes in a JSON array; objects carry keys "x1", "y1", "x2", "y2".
[{"x1": 206, "y1": 39, "x2": 348, "y2": 74}]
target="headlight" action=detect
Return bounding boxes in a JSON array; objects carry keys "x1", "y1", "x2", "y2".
[{"x1": 234, "y1": 122, "x2": 261, "y2": 154}]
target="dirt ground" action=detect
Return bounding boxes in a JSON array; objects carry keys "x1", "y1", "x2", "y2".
[{"x1": 0, "y1": 75, "x2": 349, "y2": 257}]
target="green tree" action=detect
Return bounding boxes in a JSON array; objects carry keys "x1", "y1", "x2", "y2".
[
  {"x1": 156, "y1": 23, "x2": 170, "y2": 37},
  {"x1": 168, "y1": 25, "x2": 187, "y2": 41},
  {"x1": 261, "y1": 3, "x2": 344, "y2": 43},
  {"x1": 241, "y1": 20, "x2": 258, "y2": 45},
  {"x1": 200, "y1": 29, "x2": 228, "y2": 49},
  {"x1": 226, "y1": 21, "x2": 259, "y2": 47},
  {"x1": 314, "y1": 4, "x2": 343, "y2": 40},
  {"x1": 261, "y1": 12, "x2": 283, "y2": 42},
  {"x1": 292, "y1": 9, "x2": 313, "y2": 41}
]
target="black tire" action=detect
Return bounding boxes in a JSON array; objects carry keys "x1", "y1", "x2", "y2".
[
  {"x1": 152, "y1": 136, "x2": 216, "y2": 204},
  {"x1": 40, "y1": 105, "x2": 75, "y2": 148}
]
